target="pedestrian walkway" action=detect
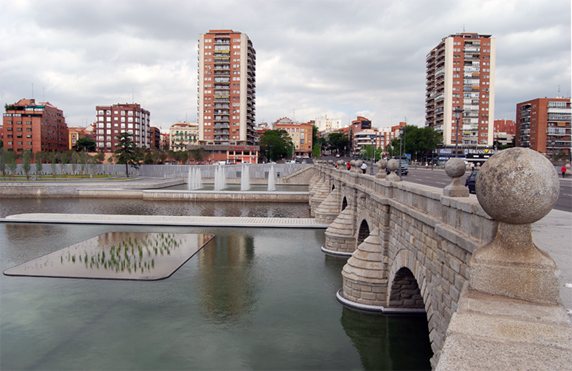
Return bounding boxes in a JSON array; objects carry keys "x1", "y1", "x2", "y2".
[{"x1": 1, "y1": 213, "x2": 330, "y2": 229}]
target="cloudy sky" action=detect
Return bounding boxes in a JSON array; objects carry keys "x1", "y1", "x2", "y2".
[{"x1": 1, "y1": 0, "x2": 570, "y2": 131}]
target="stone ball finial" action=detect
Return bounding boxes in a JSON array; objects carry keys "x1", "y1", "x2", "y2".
[
  {"x1": 476, "y1": 148, "x2": 559, "y2": 224},
  {"x1": 445, "y1": 158, "x2": 466, "y2": 178},
  {"x1": 376, "y1": 159, "x2": 387, "y2": 179},
  {"x1": 386, "y1": 159, "x2": 398, "y2": 172},
  {"x1": 443, "y1": 158, "x2": 469, "y2": 197}
]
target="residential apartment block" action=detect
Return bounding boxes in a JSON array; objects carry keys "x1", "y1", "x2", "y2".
[
  {"x1": 94, "y1": 103, "x2": 150, "y2": 151},
  {"x1": 515, "y1": 98, "x2": 571, "y2": 156},
  {"x1": 3, "y1": 98, "x2": 68, "y2": 153},
  {"x1": 273, "y1": 117, "x2": 313, "y2": 157},
  {"x1": 198, "y1": 29, "x2": 256, "y2": 146},
  {"x1": 169, "y1": 122, "x2": 199, "y2": 151},
  {"x1": 315, "y1": 116, "x2": 341, "y2": 132},
  {"x1": 425, "y1": 33, "x2": 496, "y2": 148},
  {"x1": 149, "y1": 126, "x2": 161, "y2": 149}
]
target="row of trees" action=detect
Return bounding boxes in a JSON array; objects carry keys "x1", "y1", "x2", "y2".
[{"x1": 384, "y1": 125, "x2": 442, "y2": 162}]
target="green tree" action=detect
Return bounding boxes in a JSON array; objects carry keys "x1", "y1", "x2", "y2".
[
  {"x1": 327, "y1": 132, "x2": 349, "y2": 155},
  {"x1": 259, "y1": 129, "x2": 293, "y2": 161},
  {"x1": 74, "y1": 137, "x2": 96, "y2": 152},
  {"x1": 388, "y1": 125, "x2": 442, "y2": 162},
  {"x1": 189, "y1": 148, "x2": 207, "y2": 163},
  {"x1": 78, "y1": 150, "x2": 88, "y2": 175},
  {"x1": 360, "y1": 145, "x2": 381, "y2": 160},
  {"x1": 312, "y1": 125, "x2": 319, "y2": 148},
  {"x1": 7, "y1": 152, "x2": 17, "y2": 180},
  {"x1": 93, "y1": 151, "x2": 105, "y2": 164},
  {"x1": 71, "y1": 151, "x2": 79, "y2": 174},
  {"x1": 114, "y1": 132, "x2": 142, "y2": 177},
  {"x1": 35, "y1": 151, "x2": 44, "y2": 178},
  {"x1": 0, "y1": 150, "x2": 6, "y2": 178},
  {"x1": 312, "y1": 144, "x2": 321, "y2": 158},
  {"x1": 316, "y1": 137, "x2": 327, "y2": 152},
  {"x1": 49, "y1": 152, "x2": 57, "y2": 179},
  {"x1": 0, "y1": 139, "x2": 3, "y2": 149},
  {"x1": 22, "y1": 150, "x2": 32, "y2": 181},
  {"x1": 60, "y1": 151, "x2": 69, "y2": 177}
]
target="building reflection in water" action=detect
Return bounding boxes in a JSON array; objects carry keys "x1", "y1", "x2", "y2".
[
  {"x1": 196, "y1": 234, "x2": 257, "y2": 324},
  {"x1": 340, "y1": 307, "x2": 433, "y2": 370}
]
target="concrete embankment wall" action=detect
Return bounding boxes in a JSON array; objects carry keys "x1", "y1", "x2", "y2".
[{"x1": 3, "y1": 163, "x2": 308, "y2": 180}]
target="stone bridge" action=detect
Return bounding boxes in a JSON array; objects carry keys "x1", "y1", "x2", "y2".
[{"x1": 308, "y1": 150, "x2": 571, "y2": 370}]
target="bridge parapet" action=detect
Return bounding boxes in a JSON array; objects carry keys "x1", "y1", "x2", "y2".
[{"x1": 311, "y1": 149, "x2": 571, "y2": 369}]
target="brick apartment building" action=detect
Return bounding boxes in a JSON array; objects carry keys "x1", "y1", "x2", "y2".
[
  {"x1": 194, "y1": 29, "x2": 259, "y2": 162},
  {"x1": 426, "y1": 33, "x2": 496, "y2": 148},
  {"x1": 3, "y1": 98, "x2": 68, "y2": 153},
  {"x1": 198, "y1": 29, "x2": 256, "y2": 146},
  {"x1": 94, "y1": 103, "x2": 150, "y2": 152},
  {"x1": 149, "y1": 126, "x2": 161, "y2": 149},
  {"x1": 515, "y1": 97, "x2": 571, "y2": 156}
]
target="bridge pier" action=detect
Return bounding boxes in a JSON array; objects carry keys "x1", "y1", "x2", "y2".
[{"x1": 339, "y1": 228, "x2": 389, "y2": 308}]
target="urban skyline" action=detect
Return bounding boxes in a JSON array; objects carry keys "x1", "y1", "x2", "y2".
[{"x1": 0, "y1": 0, "x2": 570, "y2": 131}]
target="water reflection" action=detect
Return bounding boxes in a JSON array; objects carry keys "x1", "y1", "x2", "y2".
[
  {"x1": 340, "y1": 307, "x2": 432, "y2": 370},
  {"x1": 4, "y1": 232, "x2": 214, "y2": 281},
  {"x1": 197, "y1": 234, "x2": 258, "y2": 324}
]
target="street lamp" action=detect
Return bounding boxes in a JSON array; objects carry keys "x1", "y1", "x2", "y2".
[
  {"x1": 454, "y1": 106, "x2": 463, "y2": 158},
  {"x1": 551, "y1": 139, "x2": 556, "y2": 163},
  {"x1": 399, "y1": 126, "x2": 404, "y2": 181},
  {"x1": 370, "y1": 135, "x2": 375, "y2": 175}
]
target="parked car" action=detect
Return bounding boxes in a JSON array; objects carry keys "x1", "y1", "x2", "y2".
[{"x1": 465, "y1": 170, "x2": 478, "y2": 193}]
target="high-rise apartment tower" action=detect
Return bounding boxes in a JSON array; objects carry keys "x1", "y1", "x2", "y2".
[
  {"x1": 198, "y1": 29, "x2": 256, "y2": 146},
  {"x1": 426, "y1": 33, "x2": 496, "y2": 147}
]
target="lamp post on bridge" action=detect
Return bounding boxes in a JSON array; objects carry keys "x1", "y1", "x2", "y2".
[
  {"x1": 399, "y1": 126, "x2": 404, "y2": 181},
  {"x1": 370, "y1": 135, "x2": 375, "y2": 175},
  {"x1": 551, "y1": 139, "x2": 556, "y2": 164},
  {"x1": 454, "y1": 106, "x2": 463, "y2": 158}
]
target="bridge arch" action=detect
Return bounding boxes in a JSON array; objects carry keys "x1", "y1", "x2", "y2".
[
  {"x1": 387, "y1": 249, "x2": 429, "y2": 311},
  {"x1": 389, "y1": 267, "x2": 424, "y2": 309},
  {"x1": 356, "y1": 220, "x2": 370, "y2": 247},
  {"x1": 341, "y1": 197, "x2": 348, "y2": 211}
]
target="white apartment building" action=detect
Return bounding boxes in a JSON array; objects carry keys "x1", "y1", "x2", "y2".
[
  {"x1": 169, "y1": 122, "x2": 199, "y2": 151},
  {"x1": 315, "y1": 116, "x2": 341, "y2": 132}
]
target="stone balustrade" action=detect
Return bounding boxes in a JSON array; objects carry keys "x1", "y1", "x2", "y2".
[{"x1": 310, "y1": 149, "x2": 571, "y2": 370}]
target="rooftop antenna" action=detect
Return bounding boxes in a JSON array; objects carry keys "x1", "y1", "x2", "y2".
[
  {"x1": 42, "y1": 87, "x2": 45, "y2": 102},
  {"x1": 463, "y1": 25, "x2": 465, "y2": 33},
  {"x1": 557, "y1": 85, "x2": 561, "y2": 98},
  {"x1": 132, "y1": 88, "x2": 134, "y2": 103},
  {"x1": 31, "y1": 83, "x2": 34, "y2": 99}
]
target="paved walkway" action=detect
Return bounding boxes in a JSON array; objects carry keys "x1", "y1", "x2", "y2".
[{"x1": 1, "y1": 213, "x2": 330, "y2": 229}]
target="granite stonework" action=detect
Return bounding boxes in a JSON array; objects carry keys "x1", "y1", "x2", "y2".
[
  {"x1": 437, "y1": 148, "x2": 572, "y2": 370},
  {"x1": 443, "y1": 158, "x2": 469, "y2": 197},
  {"x1": 310, "y1": 150, "x2": 571, "y2": 370}
]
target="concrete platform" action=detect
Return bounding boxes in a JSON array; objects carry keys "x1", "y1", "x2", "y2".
[{"x1": 1, "y1": 213, "x2": 330, "y2": 229}]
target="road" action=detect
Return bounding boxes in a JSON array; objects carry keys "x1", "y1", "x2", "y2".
[{"x1": 317, "y1": 156, "x2": 572, "y2": 213}]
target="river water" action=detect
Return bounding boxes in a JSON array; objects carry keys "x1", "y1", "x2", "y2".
[{"x1": 0, "y1": 198, "x2": 432, "y2": 370}]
